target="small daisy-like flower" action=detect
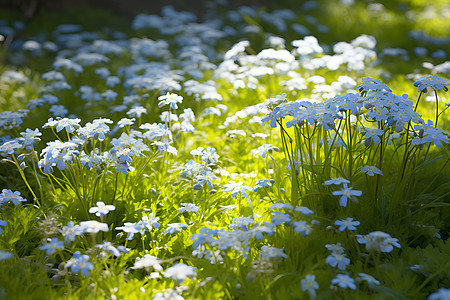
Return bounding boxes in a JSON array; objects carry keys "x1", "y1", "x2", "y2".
[
  {"x1": 132, "y1": 254, "x2": 163, "y2": 271},
  {"x1": 334, "y1": 217, "x2": 360, "y2": 231},
  {"x1": 326, "y1": 252, "x2": 351, "y2": 270},
  {"x1": 260, "y1": 246, "x2": 288, "y2": 259},
  {"x1": 325, "y1": 243, "x2": 345, "y2": 254},
  {"x1": 332, "y1": 183, "x2": 362, "y2": 207},
  {"x1": 413, "y1": 75, "x2": 449, "y2": 93},
  {"x1": 429, "y1": 288, "x2": 450, "y2": 300},
  {"x1": 357, "y1": 77, "x2": 392, "y2": 93},
  {"x1": 361, "y1": 165, "x2": 383, "y2": 176},
  {"x1": 117, "y1": 118, "x2": 135, "y2": 128},
  {"x1": 39, "y1": 238, "x2": 64, "y2": 255},
  {"x1": 89, "y1": 201, "x2": 116, "y2": 217},
  {"x1": 331, "y1": 274, "x2": 356, "y2": 290},
  {"x1": 301, "y1": 274, "x2": 319, "y2": 299},
  {"x1": 65, "y1": 251, "x2": 94, "y2": 276},
  {"x1": 323, "y1": 178, "x2": 350, "y2": 186},
  {"x1": 178, "y1": 203, "x2": 199, "y2": 214},
  {"x1": 158, "y1": 92, "x2": 183, "y2": 110},
  {"x1": 292, "y1": 221, "x2": 313, "y2": 237},
  {"x1": 163, "y1": 263, "x2": 197, "y2": 283},
  {"x1": 270, "y1": 211, "x2": 291, "y2": 225},
  {"x1": 356, "y1": 231, "x2": 401, "y2": 253}
]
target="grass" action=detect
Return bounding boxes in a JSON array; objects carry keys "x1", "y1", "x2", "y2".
[{"x1": 0, "y1": 1, "x2": 449, "y2": 299}]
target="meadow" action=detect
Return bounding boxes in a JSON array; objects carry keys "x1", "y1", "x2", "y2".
[{"x1": 0, "y1": 0, "x2": 449, "y2": 299}]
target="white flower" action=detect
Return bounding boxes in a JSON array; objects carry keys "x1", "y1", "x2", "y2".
[
  {"x1": 89, "y1": 201, "x2": 116, "y2": 217},
  {"x1": 163, "y1": 263, "x2": 197, "y2": 283}
]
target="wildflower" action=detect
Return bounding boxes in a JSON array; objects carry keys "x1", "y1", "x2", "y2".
[
  {"x1": 19, "y1": 128, "x2": 42, "y2": 146},
  {"x1": 127, "y1": 106, "x2": 147, "y2": 118},
  {"x1": 95, "y1": 241, "x2": 127, "y2": 257},
  {"x1": 40, "y1": 238, "x2": 64, "y2": 255},
  {"x1": 0, "y1": 250, "x2": 13, "y2": 261},
  {"x1": 195, "y1": 172, "x2": 219, "y2": 189},
  {"x1": 43, "y1": 117, "x2": 81, "y2": 133},
  {"x1": 89, "y1": 201, "x2": 116, "y2": 217},
  {"x1": 0, "y1": 140, "x2": 23, "y2": 156},
  {"x1": 163, "y1": 223, "x2": 188, "y2": 235},
  {"x1": 357, "y1": 273, "x2": 380, "y2": 286},
  {"x1": 326, "y1": 253, "x2": 351, "y2": 270},
  {"x1": 357, "y1": 77, "x2": 392, "y2": 93},
  {"x1": 0, "y1": 220, "x2": 6, "y2": 235},
  {"x1": 363, "y1": 128, "x2": 384, "y2": 145},
  {"x1": 65, "y1": 251, "x2": 94, "y2": 276},
  {"x1": 429, "y1": 288, "x2": 450, "y2": 300},
  {"x1": 260, "y1": 246, "x2": 288, "y2": 258},
  {"x1": 60, "y1": 221, "x2": 83, "y2": 242},
  {"x1": 323, "y1": 178, "x2": 350, "y2": 186},
  {"x1": 79, "y1": 221, "x2": 109, "y2": 234},
  {"x1": 116, "y1": 222, "x2": 140, "y2": 240},
  {"x1": 49, "y1": 105, "x2": 68, "y2": 117},
  {"x1": 331, "y1": 274, "x2": 356, "y2": 290},
  {"x1": 269, "y1": 203, "x2": 293, "y2": 210},
  {"x1": 163, "y1": 263, "x2": 197, "y2": 283},
  {"x1": 105, "y1": 76, "x2": 120, "y2": 87},
  {"x1": 224, "y1": 181, "x2": 253, "y2": 198},
  {"x1": 293, "y1": 207, "x2": 313, "y2": 216},
  {"x1": 138, "y1": 213, "x2": 160, "y2": 234},
  {"x1": 325, "y1": 243, "x2": 345, "y2": 254},
  {"x1": 334, "y1": 217, "x2": 360, "y2": 231},
  {"x1": 251, "y1": 144, "x2": 279, "y2": 158},
  {"x1": 253, "y1": 179, "x2": 275, "y2": 192},
  {"x1": 117, "y1": 118, "x2": 135, "y2": 127},
  {"x1": 178, "y1": 203, "x2": 199, "y2": 214},
  {"x1": 153, "y1": 289, "x2": 184, "y2": 300},
  {"x1": 158, "y1": 92, "x2": 183, "y2": 110},
  {"x1": 292, "y1": 221, "x2": 313, "y2": 236},
  {"x1": 152, "y1": 138, "x2": 177, "y2": 155},
  {"x1": 0, "y1": 189, "x2": 27, "y2": 206},
  {"x1": 413, "y1": 75, "x2": 449, "y2": 93},
  {"x1": 229, "y1": 216, "x2": 254, "y2": 230},
  {"x1": 332, "y1": 183, "x2": 362, "y2": 207},
  {"x1": 361, "y1": 165, "x2": 383, "y2": 176},
  {"x1": 301, "y1": 274, "x2": 319, "y2": 299},
  {"x1": 132, "y1": 254, "x2": 163, "y2": 271},
  {"x1": 356, "y1": 231, "x2": 401, "y2": 253},
  {"x1": 270, "y1": 211, "x2": 291, "y2": 225}
]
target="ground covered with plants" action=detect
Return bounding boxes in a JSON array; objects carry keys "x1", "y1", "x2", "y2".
[{"x1": 0, "y1": 0, "x2": 450, "y2": 299}]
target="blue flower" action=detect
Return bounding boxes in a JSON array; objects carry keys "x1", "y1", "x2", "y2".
[
  {"x1": 224, "y1": 181, "x2": 253, "y2": 198},
  {"x1": 334, "y1": 217, "x2": 360, "y2": 231},
  {"x1": 163, "y1": 223, "x2": 188, "y2": 235},
  {"x1": 65, "y1": 251, "x2": 94, "y2": 276},
  {"x1": 254, "y1": 179, "x2": 275, "y2": 192},
  {"x1": 413, "y1": 75, "x2": 449, "y2": 93},
  {"x1": 332, "y1": 183, "x2": 362, "y2": 207},
  {"x1": 292, "y1": 221, "x2": 312, "y2": 236},
  {"x1": 39, "y1": 238, "x2": 64, "y2": 255},
  {"x1": 326, "y1": 253, "x2": 351, "y2": 270},
  {"x1": 323, "y1": 178, "x2": 350, "y2": 186},
  {"x1": 331, "y1": 274, "x2": 356, "y2": 290},
  {"x1": 301, "y1": 274, "x2": 319, "y2": 299},
  {"x1": 0, "y1": 220, "x2": 7, "y2": 235},
  {"x1": 429, "y1": 288, "x2": 450, "y2": 300}
]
